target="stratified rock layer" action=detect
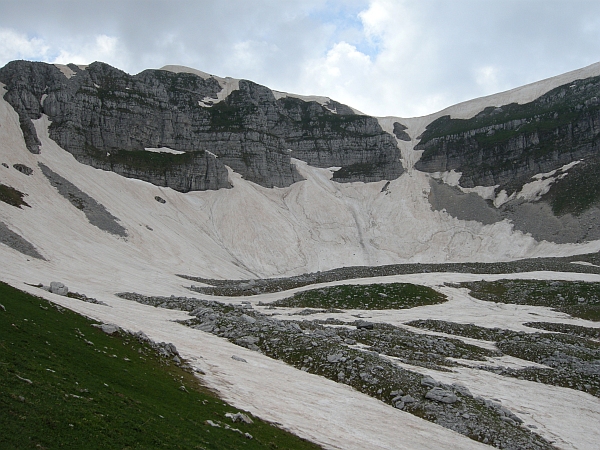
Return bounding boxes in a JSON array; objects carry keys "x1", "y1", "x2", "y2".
[
  {"x1": 415, "y1": 76, "x2": 600, "y2": 194},
  {"x1": 0, "y1": 61, "x2": 403, "y2": 191}
]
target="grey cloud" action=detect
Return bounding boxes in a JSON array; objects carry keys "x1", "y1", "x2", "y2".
[{"x1": 1, "y1": 0, "x2": 600, "y2": 117}]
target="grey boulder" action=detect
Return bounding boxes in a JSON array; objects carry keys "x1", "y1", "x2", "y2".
[
  {"x1": 49, "y1": 281, "x2": 69, "y2": 296},
  {"x1": 420, "y1": 375, "x2": 439, "y2": 388},
  {"x1": 356, "y1": 320, "x2": 374, "y2": 330},
  {"x1": 425, "y1": 387, "x2": 458, "y2": 404}
]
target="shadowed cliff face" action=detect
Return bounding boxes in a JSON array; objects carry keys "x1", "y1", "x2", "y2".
[
  {"x1": 0, "y1": 61, "x2": 403, "y2": 191},
  {"x1": 414, "y1": 76, "x2": 600, "y2": 195},
  {"x1": 414, "y1": 75, "x2": 600, "y2": 240}
]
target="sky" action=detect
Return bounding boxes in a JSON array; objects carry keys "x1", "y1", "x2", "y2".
[{"x1": 1, "y1": 0, "x2": 600, "y2": 118}]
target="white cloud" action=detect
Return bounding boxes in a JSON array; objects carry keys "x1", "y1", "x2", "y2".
[
  {"x1": 474, "y1": 66, "x2": 504, "y2": 94},
  {"x1": 2, "y1": 1, "x2": 600, "y2": 117},
  {"x1": 0, "y1": 28, "x2": 128, "y2": 73},
  {"x1": 312, "y1": 41, "x2": 371, "y2": 81},
  {"x1": 0, "y1": 28, "x2": 50, "y2": 63},
  {"x1": 223, "y1": 40, "x2": 280, "y2": 77},
  {"x1": 296, "y1": 41, "x2": 375, "y2": 113},
  {"x1": 297, "y1": 0, "x2": 443, "y2": 117},
  {"x1": 51, "y1": 34, "x2": 126, "y2": 68},
  {"x1": 295, "y1": 0, "x2": 600, "y2": 117}
]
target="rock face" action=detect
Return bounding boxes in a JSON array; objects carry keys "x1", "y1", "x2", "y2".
[
  {"x1": 0, "y1": 60, "x2": 403, "y2": 191},
  {"x1": 392, "y1": 122, "x2": 411, "y2": 141},
  {"x1": 427, "y1": 176, "x2": 600, "y2": 244},
  {"x1": 415, "y1": 76, "x2": 600, "y2": 196},
  {"x1": 39, "y1": 163, "x2": 127, "y2": 237},
  {"x1": 13, "y1": 164, "x2": 33, "y2": 175},
  {"x1": 415, "y1": 75, "x2": 600, "y2": 240},
  {"x1": 0, "y1": 220, "x2": 45, "y2": 259}
]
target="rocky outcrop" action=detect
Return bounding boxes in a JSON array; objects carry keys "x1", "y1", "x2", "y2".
[
  {"x1": 39, "y1": 163, "x2": 127, "y2": 237},
  {"x1": 392, "y1": 122, "x2": 411, "y2": 141},
  {"x1": 0, "y1": 220, "x2": 45, "y2": 259},
  {"x1": 415, "y1": 75, "x2": 600, "y2": 196},
  {"x1": 424, "y1": 137, "x2": 600, "y2": 243},
  {"x1": 0, "y1": 183, "x2": 29, "y2": 208},
  {"x1": 425, "y1": 387, "x2": 458, "y2": 404},
  {"x1": 0, "y1": 62, "x2": 65, "y2": 154},
  {"x1": 13, "y1": 164, "x2": 33, "y2": 175},
  {"x1": 0, "y1": 60, "x2": 403, "y2": 191},
  {"x1": 49, "y1": 281, "x2": 69, "y2": 296},
  {"x1": 416, "y1": 75, "x2": 600, "y2": 235},
  {"x1": 75, "y1": 149, "x2": 230, "y2": 192}
]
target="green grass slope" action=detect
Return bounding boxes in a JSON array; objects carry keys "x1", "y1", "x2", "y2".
[{"x1": 0, "y1": 282, "x2": 320, "y2": 450}]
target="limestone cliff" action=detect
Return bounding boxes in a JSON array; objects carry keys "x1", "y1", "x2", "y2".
[
  {"x1": 0, "y1": 60, "x2": 403, "y2": 191},
  {"x1": 415, "y1": 76, "x2": 600, "y2": 195},
  {"x1": 413, "y1": 74, "x2": 600, "y2": 243}
]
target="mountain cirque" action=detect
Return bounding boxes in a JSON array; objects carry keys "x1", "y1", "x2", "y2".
[{"x1": 1, "y1": 60, "x2": 600, "y2": 450}]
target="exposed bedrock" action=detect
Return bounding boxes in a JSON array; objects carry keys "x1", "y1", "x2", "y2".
[
  {"x1": 415, "y1": 75, "x2": 600, "y2": 195},
  {"x1": 0, "y1": 221, "x2": 45, "y2": 260},
  {"x1": 0, "y1": 60, "x2": 403, "y2": 191},
  {"x1": 39, "y1": 163, "x2": 127, "y2": 237},
  {"x1": 418, "y1": 75, "x2": 600, "y2": 241},
  {"x1": 392, "y1": 121, "x2": 411, "y2": 141}
]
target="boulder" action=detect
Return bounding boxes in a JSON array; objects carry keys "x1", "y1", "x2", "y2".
[
  {"x1": 237, "y1": 335, "x2": 259, "y2": 346},
  {"x1": 240, "y1": 314, "x2": 256, "y2": 324},
  {"x1": 452, "y1": 383, "x2": 473, "y2": 398},
  {"x1": 401, "y1": 395, "x2": 416, "y2": 404},
  {"x1": 99, "y1": 324, "x2": 120, "y2": 335},
  {"x1": 225, "y1": 412, "x2": 253, "y2": 424},
  {"x1": 420, "y1": 375, "x2": 439, "y2": 388},
  {"x1": 49, "y1": 281, "x2": 69, "y2": 296},
  {"x1": 356, "y1": 320, "x2": 374, "y2": 330},
  {"x1": 91, "y1": 323, "x2": 120, "y2": 335},
  {"x1": 327, "y1": 352, "x2": 344, "y2": 363},
  {"x1": 425, "y1": 387, "x2": 458, "y2": 404}
]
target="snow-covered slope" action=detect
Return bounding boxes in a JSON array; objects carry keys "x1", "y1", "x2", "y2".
[
  {"x1": 1, "y1": 92, "x2": 599, "y2": 287},
  {"x1": 159, "y1": 64, "x2": 241, "y2": 107}
]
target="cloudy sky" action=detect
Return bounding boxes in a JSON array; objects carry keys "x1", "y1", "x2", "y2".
[{"x1": 1, "y1": 0, "x2": 600, "y2": 117}]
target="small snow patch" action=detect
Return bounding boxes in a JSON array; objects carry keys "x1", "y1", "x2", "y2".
[
  {"x1": 16, "y1": 374, "x2": 33, "y2": 384},
  {"x1": 144, "y1": 147, "x2": 185, "y2": 155},
  {"x1": 571, "y1": 261, "x2": 600, "y2": 268}
]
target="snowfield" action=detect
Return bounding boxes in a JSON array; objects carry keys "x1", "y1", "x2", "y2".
[{"x1": 1, "y1": 61, "x2": 600, "y2": 449}]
